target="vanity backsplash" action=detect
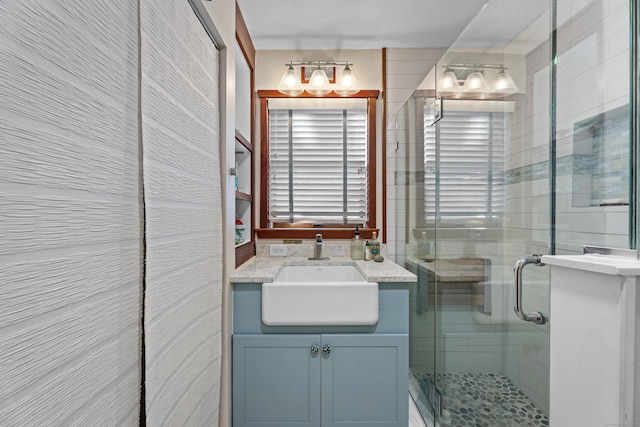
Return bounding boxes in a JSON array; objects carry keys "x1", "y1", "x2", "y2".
[{"x1": 256, "y1": 241, "x2": 385, "y2": 259}]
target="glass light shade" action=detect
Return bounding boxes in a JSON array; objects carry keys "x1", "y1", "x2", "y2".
[
  {"x1": 334, "y1": 65, "x2": 360, "y2": 96},
  {"x1": 307, "y1": 68, "x2": 332, "y2": 96},
  {"x1": 462, "y1": 71, "x2": 489, "y2": 95},
  {"x1": 490, "y1": 70, "x2": 518, "y2": 96},
  {"x1": 438, "y1": 69, "x2": 461, "y2": 94},
  {"x1": 277, "y1": 64, "x2": 304, "y2": 96}
]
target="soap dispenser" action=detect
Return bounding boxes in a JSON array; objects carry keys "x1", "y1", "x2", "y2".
[{"x1": 350, "y1": 226, "x2": 364, "y2": 260}]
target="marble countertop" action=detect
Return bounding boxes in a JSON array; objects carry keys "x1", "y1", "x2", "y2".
[{"x1": 231, "y1": 256, "x2": 417, "y2": 284}]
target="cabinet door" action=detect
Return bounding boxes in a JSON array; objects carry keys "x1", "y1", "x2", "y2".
[
  {"x1": 233, "y1": 334, "x2": 321, "y2": 427},
  {"x1": 321, "y1": 334, "x2": 408, "y2": 427}
]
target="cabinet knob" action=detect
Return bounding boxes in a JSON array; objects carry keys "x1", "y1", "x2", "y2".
[
  {"x1": 322, "y1": 345, "x2": 332, "y2": 355},
  {"x1": 310, "y1": 344, "x2": 319, "y2": 355}
]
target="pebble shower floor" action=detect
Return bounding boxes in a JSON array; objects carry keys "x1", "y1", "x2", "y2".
[{"x1": 414, "y1": 372, "x2": 549, "y2": 427}]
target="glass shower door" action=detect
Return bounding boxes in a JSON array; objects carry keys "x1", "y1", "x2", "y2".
[
  {"x1": 430, "y1": 2, "x2": 553, "y2": 425},
  {"x1": 395, "y1": 92, "x2": 439, "y2": 423},
  {"x1": 396, "y1": 0, "x2": 635, "y2": 425}
]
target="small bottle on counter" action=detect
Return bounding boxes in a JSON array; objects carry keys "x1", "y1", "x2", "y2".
[
  {"x1": 369, "y1": 231, "x2": 380, "y2": 257},
  {"x1": 364, "y1": 241, "x2": 371, "y2": 261},
  {"x1": 350, "y1": 226, "x2": 364, "y2": 260}
]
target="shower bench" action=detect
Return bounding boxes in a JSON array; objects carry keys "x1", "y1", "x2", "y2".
[{"x1": 406, "y1": 257, "x2": 491, "y2": 314}]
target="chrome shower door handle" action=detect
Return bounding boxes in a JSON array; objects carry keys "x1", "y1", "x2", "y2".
[{"x1": 513, "y1": 254, "x2": 548, "y2": 325}]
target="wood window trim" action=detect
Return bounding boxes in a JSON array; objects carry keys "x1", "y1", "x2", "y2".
[{"x1": 257, "y1": 89, "x2": 380, "y2": 240}]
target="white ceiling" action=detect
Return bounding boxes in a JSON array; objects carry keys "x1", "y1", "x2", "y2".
[{"x1": 236, "y1": 0, "x2": 490, "y2": 50}]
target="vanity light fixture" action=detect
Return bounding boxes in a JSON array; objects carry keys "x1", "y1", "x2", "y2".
[
  {"x1": 277, "y1": 61, "x2": 360, "y2": 96},
  {"x1": 438, "y1": 64, "x2": 518, "y2": 98}
]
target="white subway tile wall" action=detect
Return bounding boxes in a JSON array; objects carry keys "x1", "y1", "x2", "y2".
[
  {"x1": 553, "y1": 0, "x2": 630, "y2": 254},
  {"x1": 385, "y1": 48, "x2": 444, "y2": 263}
]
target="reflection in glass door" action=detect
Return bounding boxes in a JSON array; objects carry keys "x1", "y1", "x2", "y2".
[{"x1": 394, "y1": 0, "x2": 633, "y2": 425}]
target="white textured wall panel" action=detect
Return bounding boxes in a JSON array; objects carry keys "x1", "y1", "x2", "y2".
[
  {"x1": 140, "y1": 0, "x2": 223, "y2": 425},
  {"x1": 0, "y1": 1, "x2": 141, "y2": 426}
]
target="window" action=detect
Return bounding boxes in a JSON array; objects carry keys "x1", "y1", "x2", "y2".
[
  {"x1": 269, "y1": 101, "x2": 367, "y2": 224},
  {"x1": 424, "y1": 108, "x2": 506, "y2": 225},
  {"x1": 257, "y1": 91, "x2": 379, "y2": 239}
]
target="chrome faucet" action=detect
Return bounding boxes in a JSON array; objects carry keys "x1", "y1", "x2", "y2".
[{"x1": 308, "y1": 233, "x2": 329, "y2": 260}]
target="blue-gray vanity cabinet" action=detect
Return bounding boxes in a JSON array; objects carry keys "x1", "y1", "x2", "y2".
[
  {"x1": 231, "y1": 282, "x2": 411, "y2": 427},
  {"x1": 232, "y1": 333, "x2": 408, "y2": 427},
  {"x1": 321, "y1": 334, "x2": 408, "y2": 427},
  {"x1": 233, "y1": 334, "x2": 321, "y2": 427}
]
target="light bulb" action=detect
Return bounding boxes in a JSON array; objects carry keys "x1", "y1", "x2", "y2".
[
  {"x1": 307, "y1": 68, "x2": 332, "y2": 96},
  {"x1": 310, "y1": 70, "x2": 326, "y2": 86},
  {"x1": 462, "y1": 71, "x2": 488, "y2": 97},
  {"x1": 489, "y1": 69, "x2": 518, "y2": 97},
  {"x1": 438, "y1": 69, "x2": 461, "y2": 94},
  {"x1": 277, "y1": 64, "x2": 304, "y2": 96},
  {"x1": 335, "y1": 64, "x2": 360, "y2": 96},
  {"x1": 284, "y1": 71, "x2": 298, "y2": 86}
]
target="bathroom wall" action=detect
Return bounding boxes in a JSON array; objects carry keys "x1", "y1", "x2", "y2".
[
  {"x1": 553, "y1": 0, "x2": 630, "y2": 253},
  {"x1": 499, "y1": 8, "x2": 553, "y2": 411},
  {"x1": 198, "y1": 1, "x2": 238, "y2": 425},
  {"x1": 0, "y1": 1, "x2": 235, "y2": 425},
  {"x1": 405, "y1": 0, "x2": 635, "y2": 412},
  {"x1": 0, "y1": 2, "x2": 142, "y2": 423},
  {"x1": 407, "y1": 287, "x2": 505, "y2": 375},
  {"x1": 385, "y1": 48, "x2": 443, "y2": 261},
  {"x1": 501, "y1": 0, "x2": 630, "y2": 412},
  {"x1": 255, "y1": 49, "x2": 383, "y2": 95},
  {"x1": 504, "y1": 0, "x2": 630, "y2": 264},
  {"x1": 254, "y1": 48, "x2": 444, "y2": 248},
  {"x1": 140, "y1": 0, "x2": 223, "y2": 424},
  {"x1": 384, "y1": 0, "x2": 630, "y2": 417},
  {"x1": 253, "y1": 49, "x2": 384, "y2": 239},
  {"x1": 386, "y1": 49, "x2": 515, "y2": 379}
]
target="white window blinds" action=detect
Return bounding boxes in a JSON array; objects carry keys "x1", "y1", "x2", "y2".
[
  {"x1": 424, "y1": 109, "x2": 506, "y2": 223},
  {"x1": 268, "y1": 100, "x2": 368, "y2": 224}
]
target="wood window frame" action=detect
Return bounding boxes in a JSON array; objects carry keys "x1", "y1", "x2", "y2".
[{"x1": 257, "y1": 89, "x2": 380, "y2": 240}]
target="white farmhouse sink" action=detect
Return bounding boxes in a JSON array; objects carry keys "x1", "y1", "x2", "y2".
[
  {"x1": 275, "y1": 265, "x2": 368, "y2": 282},
  {"x1": 262, "y1": 265, "x2": 379, "y2": 326}
]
